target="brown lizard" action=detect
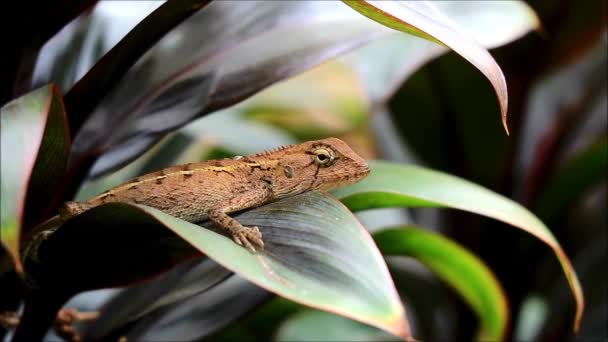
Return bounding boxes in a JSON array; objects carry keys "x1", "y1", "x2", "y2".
[{"x1": 33, "y1": 138, "x2": 370, "y2": 252}]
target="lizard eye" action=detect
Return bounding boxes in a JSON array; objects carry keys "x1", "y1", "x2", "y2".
[{"x1": 314, "y1": 148, "x2": 335, "y2": 166}]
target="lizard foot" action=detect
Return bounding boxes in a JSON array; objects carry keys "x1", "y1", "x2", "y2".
[{"x1": 232, "y1": 226, "x2": 264, "y2": 253}]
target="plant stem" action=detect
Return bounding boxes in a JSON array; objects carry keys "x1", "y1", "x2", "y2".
[{"x1": 12, "y1": 290, "x2": 70, "y2": 342}]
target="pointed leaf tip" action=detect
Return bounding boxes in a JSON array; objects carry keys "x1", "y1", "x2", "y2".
[{"x1": 343, "y1": 0, "x2": 510, "y2": 135}]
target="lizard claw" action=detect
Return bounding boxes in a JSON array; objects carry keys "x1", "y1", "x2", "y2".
[{"x1": 232, "y1": 226, "x2": 264, "y2": 253}]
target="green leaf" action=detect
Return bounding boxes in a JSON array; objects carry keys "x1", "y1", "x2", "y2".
[
  {"x1": 343, "y1": 0, "x2": 510, "y2": 133},
  {"x1": 344, "y1": 0, "x2": 539, "y2": 103},
  {"x1": 276, "y1": 309, "x2": 399, "y2": 342},
  {"x1": 31, "y1": 191, "x2": 411, "y2": 339},
  {"x1": 0, "y1": 84, "x2": 70, "y2": 273},
  {"x1": 374, "y1": 227, "x2": 508, "y2": 341},
  {"x1": 535, "y1": 136, "x2": 607, "y2": 221},
  {"x1": 333, "y1": 160, "x2": 584, "y2": 332}
]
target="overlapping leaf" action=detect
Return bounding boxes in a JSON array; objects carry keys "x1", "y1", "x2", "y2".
[
  {"x1": 124, "y1": 276, "x2": 269, "y2": 341},
  {"x1": 75, "y1": 0, "x2": 533, "y2": 177},
  {"x1": 343, "y1": 0, "x2": 511, "y2": 132},
  {"x1": 375, "y1": 227, "x2": 508, "y2": 341},
  {"x1": 32, "y1": 191, "x2": 410, "y2": 339},
  {"x1": 82, "y1": 258, "x2": 235, "y2": 340},
  {"x1": 343, "y1": 0, "x2": 539, "y2": 104},
  {"x1": 67, "y1": 1, "x2": 388, "y2": 177},
  {"x1": 277, "y1": 309, "x2": 399, "y2": 342},
  {"x1": 333, "y1": 161, "x2": 584, "y2": 332},
  {"x1": 1, "y1": 0, "x2": 98, "y2": 104},
  {"x1": 0, "y1": 84, "x2": 70, "y2": 272}
]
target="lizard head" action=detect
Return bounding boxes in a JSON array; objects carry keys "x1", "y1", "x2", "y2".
[{"x1": 268, "y1": 137, "x2": 370, "y2": 197}]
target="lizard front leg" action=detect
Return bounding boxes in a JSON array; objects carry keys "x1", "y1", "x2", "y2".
[{"x1": 207, "y1": 209, "x2": 264, "y2": 252}]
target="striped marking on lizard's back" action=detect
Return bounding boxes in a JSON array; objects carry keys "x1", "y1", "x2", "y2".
[{"x1": 91, "y1": 161, "x2": 275, "y2": 201}]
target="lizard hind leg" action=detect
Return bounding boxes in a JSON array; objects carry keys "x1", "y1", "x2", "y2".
[{"x1": 207, "y1": 209, "x2": 264, "y2": 252}]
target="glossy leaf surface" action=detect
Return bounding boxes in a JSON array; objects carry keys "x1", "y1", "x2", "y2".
[
  {"x1": 33, "y1": 191, "x2": 410, "y2": 338},
  {"x1": 333, "y1": 160, "x2": 584, "y2": 332},
  {"x1": 0, "y1": 84, "x2": 70, "y2": 272},
  {"x1": 126, "y1": 276, "x2": 269, "y2": 341},
  {"x1": 82, "y1": 258, "x2": 234, "y2": 340},
  {"x1": 69, "y1": 1, "x2": 387, "y2": 177},
  {"x1": 343, "y1": 0, "x2": 510, "y2": 132},
  {"x1": 343, "y1": 0, "x2": 539, "y2": 103},
  {"x1": 375, "y1": 227, "x2": 508, "y2": 340}
]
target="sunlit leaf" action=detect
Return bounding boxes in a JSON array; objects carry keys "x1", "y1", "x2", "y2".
[
  {"x1": 64, "y1": 0, "x2": 211, "y2": 137},
  {"x1": 333, "y1": 161, "x2": 584, "y2": 332},
  {"x1": 374, "y1": 227, "x2": 508, "y2": 341},
  {"x1": 68, "y1": 1, "x2": 388, "y2": 177},
  {"x1": 343, "y1": 0, "x2": 510, "y2": 133},
  {"x1": 344, "y1": 0, "x2": 539, "y2": 104},
  {"x1": 2, "y1": 0, "x2": 98, "y2": 103},
  {"x1": 33, "y1": 2, "x2": 163, "y2": 92},
  {"x1": 31, "y1": 191, "x2": 410, "y2": 339},
  {"x1": 388, "y1": 52, "x2": 509, "y2": 186},
  {"x1": 0, "y1": 84, "x2": 70, "y2": 273}
]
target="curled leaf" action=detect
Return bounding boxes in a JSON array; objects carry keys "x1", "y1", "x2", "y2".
[
  {"x1": 343, "y1": 0, "x2": 510, "y2": 133},
  {"x1": 375, "y1": 227, "x2": 508, "y2": 341},
  {"x1": 333, "y1": 161, "x2": 584, "y2": 332}
]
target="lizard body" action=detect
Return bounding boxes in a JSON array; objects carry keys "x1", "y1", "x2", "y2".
[{"x1": 55, "y1": 138, "x2": 369, "y2": 251}]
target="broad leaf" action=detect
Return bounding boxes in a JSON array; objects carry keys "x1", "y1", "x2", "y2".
[
  {"x1": 374, "y1": 227, "x2": 508, "y2": 341},
  {"x1": 388, "y1": 52, "x2": 509, "y2": 186},
  {"x1": 25, "y1": 204, "x2": 200, "y2": 292},
  {"x1": 1, "y1": 0, "x2": 98, "y2": 104},
  {"x1": 33, "y1": 2, "x2": 163, "y2": 92},
  {"x1": 277, "y1": 309, "x2": 399, "y2": 342},
  {"x1": 181, "y1": 109, "x2": 297, "y2": 156},
  {"x1": 69, "y1": 1, "x2": 388, "y2": 177},
  {"x1": 344, "y1": 0, "x2": 539, "y2": 104},
  {"x1": 82, "y1": 258, "x2": 234, "y2": 340},
  {"x1": 64, "y1": 0, "x2": 212, "y2": 137},
  {"x1": 0, "y1": 84, "x2": 70, "y2": 272},
  {"x1": 343, "y1": 0, "x2": 510, "y2": 132},
  {"x1": 333, "y1": 161, "x2": 584, "y2": 332},
  {"x1": 125, "y1": 276, "x2": 269, "y2": 341},
  {"x1": 31, "y1": 191, "x2": 410, "y2": 339}
]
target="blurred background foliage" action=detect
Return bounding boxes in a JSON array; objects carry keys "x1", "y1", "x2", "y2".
[{"x1": 0, "y1": 0, "x2": 606, "y2": 341}]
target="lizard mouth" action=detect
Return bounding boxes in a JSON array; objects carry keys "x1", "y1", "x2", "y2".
[{"x1": 317, "y1": 166, "x2": 370, "y2": 191}]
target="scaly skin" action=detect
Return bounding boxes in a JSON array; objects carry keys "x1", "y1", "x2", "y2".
[{"x1": 57, "y1": 138, "x2": 370, "y2": 251}]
